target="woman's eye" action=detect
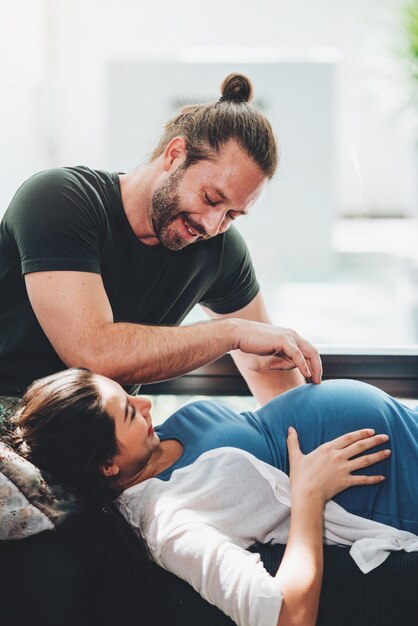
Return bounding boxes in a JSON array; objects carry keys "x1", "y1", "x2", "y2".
[{"x1": 130, "y1": 407, "x2": 137, "y2": 421}]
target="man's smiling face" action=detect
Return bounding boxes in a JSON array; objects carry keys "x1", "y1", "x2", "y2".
[{"x1": 150, "y1": 139, "x2": 266, "y2": 251}]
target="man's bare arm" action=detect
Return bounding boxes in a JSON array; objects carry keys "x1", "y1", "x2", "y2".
[
  {"x1": 201, "y1": 291, "x2": 322, "y2": 405},
  {"x1": 25, "y1": 271, "x2": 316, "y2": 385}
]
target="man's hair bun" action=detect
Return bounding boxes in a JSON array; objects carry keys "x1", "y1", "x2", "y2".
[
  {"x1": 219, "y1": 73, "x2": 254, "y2": 104},
  {"x1": 152, "y1": 71, "x2": 278, "y2": 179}
]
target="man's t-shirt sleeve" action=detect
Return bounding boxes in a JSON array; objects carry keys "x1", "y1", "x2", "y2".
[
  {"x1": 5, "y1": 168, "x2": 103, "y2": 276},
  {"x1": 200, "y1": 225, "x2": 260, "y2": 314}
]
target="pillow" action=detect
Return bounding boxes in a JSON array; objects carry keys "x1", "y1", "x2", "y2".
[
  {"x1": 0, "y1": 395, "x2": 20, "y2": 438},
  {"x1": 0, "y1": 396, "x2": 78, "y2": 540}
]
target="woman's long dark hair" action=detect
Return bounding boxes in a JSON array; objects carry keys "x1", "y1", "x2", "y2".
[
  {"x1": 6, "y1": 368, "x2": 166, "y2": 624},
  {"x1": 9, "y1": 367, "x2": 118, "y2": 502}
]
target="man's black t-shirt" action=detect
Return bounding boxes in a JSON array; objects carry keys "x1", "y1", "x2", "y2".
[{"x1": 0, "y1": 166, "x2": 259, "y2": 396}]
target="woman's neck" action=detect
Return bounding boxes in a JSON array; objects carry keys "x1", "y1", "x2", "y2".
[{"x1": 116, "y1": 439, "x2": 183, "y2": 491}]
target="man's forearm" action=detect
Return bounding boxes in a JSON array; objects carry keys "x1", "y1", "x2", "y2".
[{"x1": 81, "y1": 318, "x2": 237, "y2": 384}]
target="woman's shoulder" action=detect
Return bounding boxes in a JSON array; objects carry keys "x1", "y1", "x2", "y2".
[
  {"x1": 156, "y1": 399, "x2": 239, "y2": 433},
  {"x1": 120, "y1": 448, "x2": 287, "y2": 516}
]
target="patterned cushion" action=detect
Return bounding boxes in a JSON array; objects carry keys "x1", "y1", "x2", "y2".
[
  {"x1": 0, "y1": 396, "x2": 78, "y2": 540},
  {"x1": 0, "y1": 395, "x2": 20, "y2": 438}
]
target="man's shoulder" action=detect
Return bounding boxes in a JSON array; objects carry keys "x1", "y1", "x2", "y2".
[
  {"x1": 18, "y1": 166, "x2": 114, "y2": 194},
  {"x1": 222, "y1": 224, "x2": 247, "y2": 248},
  {"x1": 5, "y1": 166, "x2": 118, "y2": 224},
  {"x1": 191, "y1": 225, "x2": 247, "y2": 258},
  {"x1": 2, "y1": 166, "x2": 117, "y2": 240},
  {"x1": 13, "y1": 165, "x2": 116, "y2": 194},
  {"x1": 217, "y1": 225, "x2": 251, "y2": 263}
]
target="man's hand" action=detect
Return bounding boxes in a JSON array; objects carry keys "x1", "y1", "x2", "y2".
[
  {"x1": 230, "y1": 319, "x2": 322, "y2": 383},
  {"x1": 201, "y1": 293, "x2": 322, "y2": 404}
]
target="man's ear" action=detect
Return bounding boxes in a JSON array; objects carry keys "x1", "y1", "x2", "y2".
[
  {"x1": 99, "y1": 459, "x2": 120, "y2": 478},
  {"x1": 163, "y1": 136, "x2": 187, "y2": 171}
]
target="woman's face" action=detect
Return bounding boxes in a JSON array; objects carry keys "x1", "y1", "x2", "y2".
[{"x1": 95, "y1": 374, "x2": 160, "y2": 481}]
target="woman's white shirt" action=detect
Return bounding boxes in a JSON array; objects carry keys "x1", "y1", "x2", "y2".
[{"x1": 117, "y1": 448, "x2": 418, "y2": 626}]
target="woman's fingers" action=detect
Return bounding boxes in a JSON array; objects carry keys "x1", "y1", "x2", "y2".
[
  {"x1": 343, "y1": 433, "x2": 389, "y2": 459},
  {"x1": 286, "y1": 427, "x2": 303, "y2": 464},
  {"x1": 287, "y1": 427, "x2": 391, "y2": 501},
  {"x1": 286, "y1": 427, "x2": 305, "y2": 486},
  {"x1": 348, "y1": 448, "x2": 391, "y2": 472},
  {"x1": 347, "y1": 473, "x2": 386, "y2": 486},
  {"x1": 325, "y1": 428, "x2": 377, "y2": 450}
]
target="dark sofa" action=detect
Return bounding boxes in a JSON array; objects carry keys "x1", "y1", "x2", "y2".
[
  {"x1": 1, "y1": 351, "x2": 418, "y2": 626},
  {"x1": 2, "y1": 518, "x2": 418, "y2": 626}
]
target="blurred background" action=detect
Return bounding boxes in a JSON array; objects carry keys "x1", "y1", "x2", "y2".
[{"x1": 1, "y1": 0, "x2": 417, "y2": 360}]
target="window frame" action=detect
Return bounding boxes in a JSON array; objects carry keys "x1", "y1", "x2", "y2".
[{"x1": 142, "y1": 350, "x2": 418, "y2": 398}]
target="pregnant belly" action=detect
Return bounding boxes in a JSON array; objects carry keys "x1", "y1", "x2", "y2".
[{"x1": 250, "y1": 379, "x2": 418, "y2": 533}]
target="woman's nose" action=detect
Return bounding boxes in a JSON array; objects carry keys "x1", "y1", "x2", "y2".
[{"x1": 133, "y1": 396, "x2": 152, "y2": 413}]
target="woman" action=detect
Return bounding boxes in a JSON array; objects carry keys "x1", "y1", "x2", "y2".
[{"x1": 6, "y1": 369, "x2": 418, "y2": 626}]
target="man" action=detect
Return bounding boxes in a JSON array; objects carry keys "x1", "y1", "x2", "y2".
[{"x1": 0, "y1": 73, "x2": 321, "y2": 404}]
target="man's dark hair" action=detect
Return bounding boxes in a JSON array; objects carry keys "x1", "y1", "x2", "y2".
[{"x1": 151, "y1": 73, "x2": 279, "y2": 179}]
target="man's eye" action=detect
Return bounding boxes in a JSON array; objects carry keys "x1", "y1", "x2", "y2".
[
  {"x1": 130, "y1": 407, "x2": 137, "y2": 420},
  {"x1": 204, "y1": 193, "x2": 217, "y2": 207}
]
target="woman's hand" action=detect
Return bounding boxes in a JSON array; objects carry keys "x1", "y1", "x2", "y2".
[
  {"x1": 276, "y1": 428, "x2": 390, "y2": 626},
  {"x1": 287, "y1": 427, "x2": 390, "y2": 503}
]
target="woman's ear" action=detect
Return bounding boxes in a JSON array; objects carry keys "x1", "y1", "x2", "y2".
[{"x1": 99, "y1": 459, "x2": 120, "y2": 478}]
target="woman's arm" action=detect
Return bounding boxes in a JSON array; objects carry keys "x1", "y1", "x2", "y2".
[
  {"x1": 275, "y1": 427, "x2": 389, "y2": 626},
  {"x1": 276, "y1": 488, "x2": 323, "y2": 626},
  {"x1": 131, "y1": 435, "x2": 389, "y2": 626}
]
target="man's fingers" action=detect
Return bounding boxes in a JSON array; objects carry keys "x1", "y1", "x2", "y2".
[
  {"x1": 284, "y1": 330, "x2": 322, "y2": 383},
  {"x1": 267, "y1": 333, "x2": 322, "y2": 383},
  {"x1": 268, "y1": 344, "x2": 312, "y2": 379},
  {"x1": 306, "y1": 358, "x2": 323, "y2": 384},
  {"x1": 298, "y1": 340, "x2": 323, "y2": 384},
  {"x1": 268, "y1": 354, "x2": 297, "y2": 371},
  {"x1": 238, "y1": 323, "x2": 321, "y2": 382}
]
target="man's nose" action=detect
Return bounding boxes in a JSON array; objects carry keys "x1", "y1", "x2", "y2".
[{"x1": 201, "y1": 208, "x2": 226, "y2": 237}]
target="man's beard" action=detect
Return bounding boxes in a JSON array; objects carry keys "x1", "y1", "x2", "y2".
[{"x1": 151, "y1": 168, "x2": 190, "y2": 251}]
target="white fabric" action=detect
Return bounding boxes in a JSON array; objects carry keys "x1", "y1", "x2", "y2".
[{"x1": 118, "y1": 447, "x2": 418, "y2": 626}]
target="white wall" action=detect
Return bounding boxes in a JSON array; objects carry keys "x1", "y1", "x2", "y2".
[{"x1": 0, "y1": 0, "x2": 416, "y2": 217}]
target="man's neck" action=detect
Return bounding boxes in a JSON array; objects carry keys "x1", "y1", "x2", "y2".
[{"x1": 119, "y1": 163, "x2": 161, "y2": 245}]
